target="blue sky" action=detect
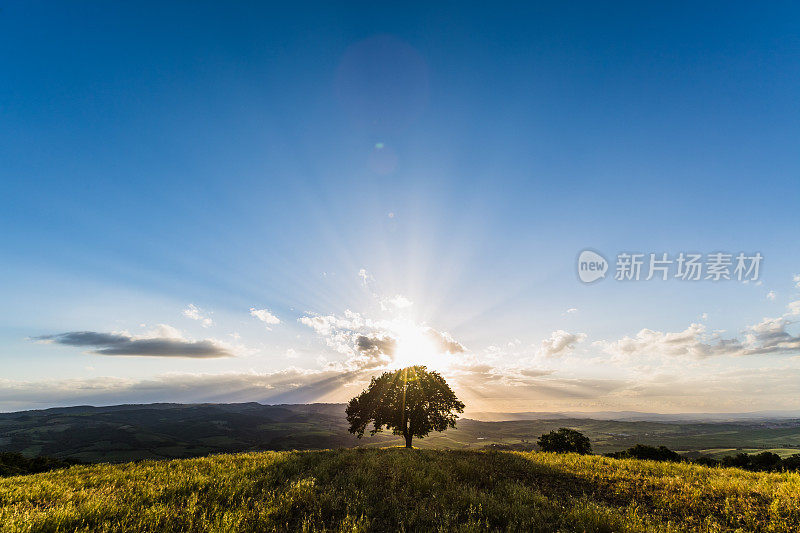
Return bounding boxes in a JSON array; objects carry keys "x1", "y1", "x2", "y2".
[{"x1": 1, "y1": 2, "x2": 799, "y2": 413}]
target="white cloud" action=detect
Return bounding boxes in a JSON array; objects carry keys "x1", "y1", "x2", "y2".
[
  {"x1": 594, "y1": 323, "x2": 742, "y2": 360},
  {"x1": 767, "y1": 291, "x2": 777, "y2": 301},
  {"x1": 358, "y1": 268, "x2": 373, "y2": 287},
  {"x1": 794, "y1": 274, "x2": 800, "y2": 289},
  {"x1": 596, "y1": 299, "x2": 800, "y2": 361},
  {"x1": 425, "y1": 328, "x2": 466, "y2": 354},
  {"x1": 250, "y1": 308, "x2": 280, "y2": 330},
  {"x1": 137, "y1": 323, "x2": 184, "y2": 340},
  {"x1": 380, "y1": 294, "x2": 413, "y2": 311},
  {"x1": 565, "y1": 308, "x2": 578, "y2": 314},
  {"x1": 298, "y1": 309, "x2": 465, "y2": 371},
  {"x1": 182, "y1": 304, "x2": 213, "y2": 328},
  {"x1": 741, "y1": 316, "x2": 800, "y2": 355},
  {"x1": 537, "y1": 330, "x2": 586, "y2": 358}
]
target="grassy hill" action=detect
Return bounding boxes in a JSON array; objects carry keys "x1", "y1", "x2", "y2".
[{"x1": 2, "y1": 448, "x2": 799, "y2": 532}]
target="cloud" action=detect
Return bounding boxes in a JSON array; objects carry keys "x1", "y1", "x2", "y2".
[
  {"x1": 380, "y1": 294, "x2": 413, "y2": 311},
  {"x1": 298, "y1": 309, "x2": 466, "y2": 371},
  {"x1": 595, "y1": 301, "x2": 800, "y2": 361},
  {"x1": 183, "y1": 304, "x2": 213, "y2": 327},
  {"x1": 358, "y1": 268, "x2": 373, "y2": 287},
  {"x1": 7, "y1": 362, "x2": 800, "y2": 414},
  {"x1": 794, "y1": 274, "x2": 800, "y2": 289},
  {"x1": 565, "y1": 308, "x2": 578, "y2": 314},
  {"x1": 741, "y1": 317, "x2": 800, "y2": 355},
  {"x1": 537, "y1": 330, "x2": 586, "y2": 358},
  {"x1": 250, "y1": 308, "x2": 280, "y2": 330},
  {"x1": 425, "y1": 328, "x2": 466, "y2": 354},
  {"x1": 448, "y1": 358, "x2": 623, "y2": 404},
  {"x1": 0, "y1": 368, "x2": 363, "y2": 411},
  {"x1": 594, "y1": 323, "x2": 742, "y2": 360},
  {"x1": 33, "y1": 329, "x2": 232, "y2": 358},
  {"x1": 767, "y1": 291, "x2": 777, "y2": 301},
  {"x1": 352, "y1": 335, "x2": 396, "y2": 369},
  {"x1": 356, "y1": 335, "x2": 397, "y2": 357}
]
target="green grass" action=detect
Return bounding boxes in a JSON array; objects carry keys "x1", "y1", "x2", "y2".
[{"x1": 2, "y1": 448, "x2": 799, "y2": 532}]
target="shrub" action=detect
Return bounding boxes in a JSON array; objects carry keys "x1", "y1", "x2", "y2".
[
  {"x1": 782, "y1": 454, "x2": 800, "y2": 471},
  {"x1": 692, "y1": 456, "x2": 720, "y2": 467},
  {"x1": 537, "y1": 428, "x2": 592, "y2": 454},
  {"x1": 749, "y1": 451, "x2": 782, "y2": 472},
  {"x1": 0, "y1": 452, "x2": 77, "y2": 477},
  {"x1": 606, "y1": 444, "x2": 681, "y2": 462}
]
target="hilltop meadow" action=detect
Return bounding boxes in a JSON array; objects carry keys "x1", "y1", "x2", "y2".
[{"x1": 2, "y1": 448, "x2": 800, "y2": 532}]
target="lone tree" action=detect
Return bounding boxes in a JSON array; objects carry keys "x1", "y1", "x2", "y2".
[
  {"x1": 537, "y1": 428, "x2": 592, "y2": 454},
  {"x1": 346, "y1": 366, "x2": 465, "y2": 448}
]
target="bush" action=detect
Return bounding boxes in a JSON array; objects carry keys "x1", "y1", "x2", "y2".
[
  {"x1": 606, "y1": 444, "x2": 681, "y2": 462},
  {"x1": 0, "y1": 452, "x2": 77, "y2": 477},
  {"x1": 782, "y1": 454, "x2": 800, "y2": 471},
  {"x1": 721, "y1": 453, "x2": 751, "y2": 469},
  {"x1": 720, "y1": 452, "x2": 784, "y2": 472},
  {"x1": 749, "y1": 451, "x2": 782, "y2": 472},
  {"x1": 693, "y1": 456, "x2": 720, "y2": 467},
  {"x1": 537, "y1": 428, "x2": 592, "y2": 454}
]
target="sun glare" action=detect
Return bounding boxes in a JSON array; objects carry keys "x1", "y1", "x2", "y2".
[{"x1": 391, "y1": 321, "x2": 450, "y2": 370}]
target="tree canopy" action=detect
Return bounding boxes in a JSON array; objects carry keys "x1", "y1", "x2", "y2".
[
  {"x1": 346, "y1": 366, "x2": 465, "y2": 448},
  {"x1": 537, "y1": 428, "x2": 592, "y2": 454}
]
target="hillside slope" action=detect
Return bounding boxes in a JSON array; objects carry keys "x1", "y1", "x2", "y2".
[{"x1": 2, "y1": 449, "x2": 800, "y2": 532}]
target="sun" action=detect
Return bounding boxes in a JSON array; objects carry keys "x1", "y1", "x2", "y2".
[{"x1": 391, "y1": 321, "x2": 450, "y2": 370}]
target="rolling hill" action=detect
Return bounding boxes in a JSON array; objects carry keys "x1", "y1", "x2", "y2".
[{"x1": 3, "y1": 403, "x2": 800, "y2": 463}]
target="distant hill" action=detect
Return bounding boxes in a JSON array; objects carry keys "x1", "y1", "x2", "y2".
[
  {"x1": 2, "y1": 448, "x2": 799, "y2": 531},
  {"x1": 3, "y1": 402, "x2": 800, "y2": 463},
  {"x1": 0, "y1": 403, "x2": 382, "y2": 463}
]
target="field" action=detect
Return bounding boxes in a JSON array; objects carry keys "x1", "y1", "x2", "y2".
[
  {"x1": 3, "y1": 403, "x2": 800, "y2": 463},
  {"x1": 2, "y1": 448, "x2": 800, "y2": 532}
]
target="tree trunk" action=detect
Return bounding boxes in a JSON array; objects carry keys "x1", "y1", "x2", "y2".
[{"x1": 405, "y1": 433, "x2": 413, "y2": 448}]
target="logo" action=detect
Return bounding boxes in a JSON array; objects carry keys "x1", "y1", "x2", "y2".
[
  {"x1": 575, "y1": 250, "x2": 762, "y2": 284},
  {"x1": 577, "y1": 250, "x2": 608, "y2": 283}
]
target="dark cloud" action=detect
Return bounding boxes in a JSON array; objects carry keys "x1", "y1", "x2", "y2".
[
  {"x1": 356, "y1": 335, "x2": 396, "y2": 357},
  {"x1": 35, "y1": 331, "x2": 232, "y2": 358}
]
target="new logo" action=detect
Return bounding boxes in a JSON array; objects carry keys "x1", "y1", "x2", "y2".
[{"x1": 577, "y1": 250, "x2": 608, "y2": 283}]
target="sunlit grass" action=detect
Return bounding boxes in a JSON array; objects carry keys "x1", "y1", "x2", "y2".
[{"x1": 1, "y1": 448, "x2": 799, "y2": 532}]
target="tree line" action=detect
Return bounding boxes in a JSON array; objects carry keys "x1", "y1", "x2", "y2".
[{"x1": 537, "y1": 427, "x2": 800, "y2": 473}]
